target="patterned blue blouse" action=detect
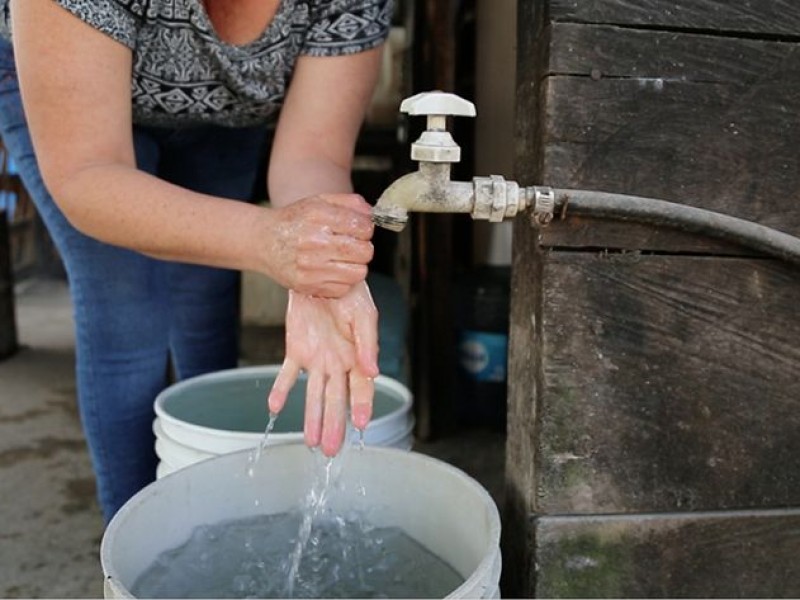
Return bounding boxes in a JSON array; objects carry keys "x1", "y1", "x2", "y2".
[{"x1": 1, "y1": 0, "x2": 393, "y2": 127}]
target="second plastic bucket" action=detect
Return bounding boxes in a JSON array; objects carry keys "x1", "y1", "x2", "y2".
[{"x1": 153, "y1": 365, "x2": 415, "y2": 477}]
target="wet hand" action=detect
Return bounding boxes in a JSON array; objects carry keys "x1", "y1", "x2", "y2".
[
  {"x1": 267, "y1": 281, "x2": 380, "y2": 456},
  {"x1": 261, "y1": 194, "x2": 374, "y2": 298}
]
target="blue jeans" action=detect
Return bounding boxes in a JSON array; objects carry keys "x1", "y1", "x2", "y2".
[{"x1": 0, "y1": 39, "x2": 268, "y2": 522}]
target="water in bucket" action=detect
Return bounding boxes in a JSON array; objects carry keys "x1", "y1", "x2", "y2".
[
  {"x1": 130, "y1": 511, "x2": 463, "y2": 598},
  {"x1": 132, "y1": 435, "x2": 465, "y2": 599}
]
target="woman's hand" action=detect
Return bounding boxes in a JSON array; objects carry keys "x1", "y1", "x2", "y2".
[
  {"x1": 267, "y1": 281, "x2": 379, "y2": 456},
  {"x1": 260, "y1": 193, "x2": 374, "y2": 298}
]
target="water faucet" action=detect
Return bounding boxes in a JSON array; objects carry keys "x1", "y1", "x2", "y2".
[
  {"x1": 371, "y1": 93, "x2": 800, "y2": 268},
  {"x1": 372, "y1": 91, "x2": 555, "y2": 232}
]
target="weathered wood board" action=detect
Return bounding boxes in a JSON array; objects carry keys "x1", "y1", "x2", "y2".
[
  {"x1": 534, "y1": 252, "x2": 800, "y2": 515},
  {"x1": 503, "y1": 217, "x2": 544, "y2": 597},
  {"x1": 548, "y1": 0, "x2": 800, "y2": 36},
  {"x1": 507, "y1": 2, "x2": 800, "y2": 597},
  {"x1": 533, "y1": 22, "x2": 800, "y2": 246},
  {"x1": 505, "y1": 242, "x2": 800, "y2": 596},
  {"x1": 534, "y1": 509, "x2": 800, "y2": 598},
  {"x1": 542, "y1": 215, "x2": 747, "y2": 255}
]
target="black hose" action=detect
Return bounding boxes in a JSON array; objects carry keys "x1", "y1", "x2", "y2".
[{"x1": 552, "y1": 188, "x2": 800, "y2": 267}]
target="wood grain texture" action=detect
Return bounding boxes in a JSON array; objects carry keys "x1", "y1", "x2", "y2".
[
  {"x1": 534, "y1": 253, "x2": 800, "y2": 514},
  {"x1": 547, "y1": 22, "x2": 797, "y2": 82},
  {"x1": 503, "y1": 217, "x2": 545, "y2": 596},
  {"x1": 534, "y1": 509, "x2": 800, "y2": 598},
  {"x1": 503, "y1": 4, "x2": 548, "y2": 594},
  {"x1": 547, "y1": 0, "x2": 800, "y2": 37},
  {"x1": 534, "y1": 23, "x2": 800, "y2": 245},
  {"x1": 542, "y1": 216, "x2": 747, "y2": 255},
  {"x1": 509, "y1": 7, "x2": 800, "y2": 597}
]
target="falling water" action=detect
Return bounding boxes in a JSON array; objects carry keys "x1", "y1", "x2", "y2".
[
  {"x1": 246, "y1": 411, "x2": 278, "y2": 478},
  {"x1": 283, "y1": 452, "x2": 335, "y2": 597}
]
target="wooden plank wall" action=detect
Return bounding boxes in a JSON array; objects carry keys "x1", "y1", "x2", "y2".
[
  {"x1": 506, "y1": 1, "x2": 800, "y2": 596},
  {"x1": 535, "y1": 509, "x2": 800, "y2": 598}
]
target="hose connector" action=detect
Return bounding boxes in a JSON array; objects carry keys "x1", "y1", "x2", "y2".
[
  {"x1": 473, "y1": 175, "x2": 524, "y2": 222},
  {"x1": 524, "y1": 186, "x2": 556, "y2": 226}
]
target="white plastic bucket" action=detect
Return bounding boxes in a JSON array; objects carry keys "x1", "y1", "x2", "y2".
[
  {"x1": 102, "y1": 445, "x2": 502, "y2": 598},
  {"x1": 153, "y1": 365, "x2": 415, "y2": 477}
]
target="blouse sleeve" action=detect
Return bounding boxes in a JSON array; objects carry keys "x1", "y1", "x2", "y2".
[
  {"x1": 52, "y1": 0, "x2": 146, "y2": 49},
  {"x1": 303, "y1": 0, "x2": 394, "y2": 57}
]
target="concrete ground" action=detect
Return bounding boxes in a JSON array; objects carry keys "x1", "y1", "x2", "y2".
[
  {"x1": 0, "y1": 277, "x2": 504, "y2": 599},
  {"x1": 0, "y1": 279, "x2": 104, "y2": 598}
]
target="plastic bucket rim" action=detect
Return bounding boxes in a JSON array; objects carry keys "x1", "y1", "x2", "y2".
[
  {"x1": 152, "y1": 419, "x2": 216, "y2": 457},
  {"x1": 367, "y1": 418, "x2": 415, "y2": 446},
  {"x1": 157, "y1": 415, "x2": 416, "y2": 450},
  {"x1": 155, "y1": 416, "x2": 416, "y2": 452},
  {"x1": 154, "y1": 437, "x2": 211, "y2": 469},
  {"x1": 153, "y1": 417, "x2": 416, "y2": 473},
  {"x1": 153, "y1": 365, "x2": 412, "y2": 442},
  {"x1": 102, "y1": 445, "x2": 501, "y2": 599},
  {"x1": 153, "y1": 418, "x2": 417, "y2": 473}
]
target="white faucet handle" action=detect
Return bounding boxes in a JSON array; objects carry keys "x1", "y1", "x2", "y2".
[
  {"x1": 400, "y1": 92, "x2": 477, "y2": 120},
  {"x1": 400, "y1": 91, "x2": 475, "y2": 163}
]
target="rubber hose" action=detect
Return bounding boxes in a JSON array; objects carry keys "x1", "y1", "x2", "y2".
[{"x1": 551, "y1": 188, "x2": 800, "y2": 267}]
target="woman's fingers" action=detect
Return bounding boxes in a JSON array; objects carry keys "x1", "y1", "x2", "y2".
[
  {"x1": 328, "y1": 236, "x2": 374, "y2": 265},
  {"x1": 266, "y1": 197, "x2": 374, "y2": 296},
  {"x1": 321, "y1": 369, "x2": 348, "y2": 457},
  {"x1": 319, "y1": 194, "x2": 375, "y2": 234},
  {"x1": 308, "y1": 194, "x2": 374, "y2": 240},
  {"x1": 303, "y1": 368, "x2": 325, "y2": 448},
  {"x1": 302, "y1": 363, "x2": 372, "y2": 455},
  {"x1": 268, "y1": 357, "x2": 301, "y2": 414},
  {"x1": 293, "y1": 236, "x2": 372, "y2": 298},
  {"x1": 281, "y1": 287, "x2": 380, "y2": 456},
  {"x1": 293, "y1": 236, "x2": 373, "y2": 269},
  {"x1": 352, "y1": 300, "x2": 379, "y2": 377},
  {"x1": 349, "y1": 369, "x2": 374, "y2": 431}
]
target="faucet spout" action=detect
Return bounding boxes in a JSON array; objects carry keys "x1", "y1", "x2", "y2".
[
  {"x1": 372, "y1": 163, "x2": 474, "y2": 232},
  {"x1": 372, "y1": 171, "x2": 428, "y2": 232}
]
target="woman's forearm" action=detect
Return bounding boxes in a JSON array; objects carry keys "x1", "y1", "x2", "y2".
[
  {"x1": 55, "y1": 161, "x2": 374, "y2": 297},
  {"x1": 56, "y1": 162, "x2": 271, "y2": 274},
  {"x1": 268, "y1": 156, "x2": 355, "y2": 207}
]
